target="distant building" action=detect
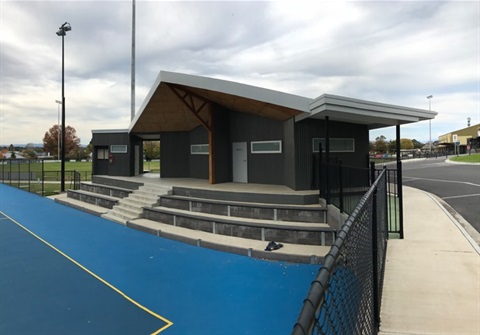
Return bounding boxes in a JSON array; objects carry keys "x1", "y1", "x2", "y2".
[
  {"x1": 438, "y1": 123, "x2": 480, "y2": 154},
  {"x1": 3, "y1": 152, "x2": 25, "y2": 159}
]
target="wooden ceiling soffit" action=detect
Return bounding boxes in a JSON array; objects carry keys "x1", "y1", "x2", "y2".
[{"x1": 167, "y1": 83, "x2": 212, "y2": 132}]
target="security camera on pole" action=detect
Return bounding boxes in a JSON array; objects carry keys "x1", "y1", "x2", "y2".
[{"x1": 56, "y1": 22, "x2": 71, "y2": 192}]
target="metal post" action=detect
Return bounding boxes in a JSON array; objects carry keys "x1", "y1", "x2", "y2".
[
  {"x1": 396, "y1": 125, "x2": 404, "y2": 239},
  {"x1": 61, "y1": 34, "x2": 66, "y2": 192},
  {"x1": 131, "y1": 0, "x2": 136, "y2": 121},
  {"x1": 55, "y1": 100, "x2": 62, "y2": 159},
  {"x1": 427, "y1": 95, "x2": 433, "y2": 155},
  {"x1": 371, "y1": 184, "x2": 380, "y2": 332},
  {"x1": 318, "y1": 143, "x2": 323, "y2": 198},
  {"x1": 325, "y1": 116, "x2": 330, "y2": 204},
  {"x1": 56, "y1": 22, "x2": 71, "y2": 192},
  {"x1": 338, "y1": 160, "x2": 344, "y2": 213}
]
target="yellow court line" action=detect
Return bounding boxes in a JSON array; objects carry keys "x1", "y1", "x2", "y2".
[{"x1": 0, "y1": 211, "x2": 174, "y2": 335}]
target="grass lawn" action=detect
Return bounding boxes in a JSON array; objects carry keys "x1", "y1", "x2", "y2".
[
  {"x1": 1, "y1": 160, "x2": 160, "y2": 196},
  {"x1": 449, "y1": 153, "x2": 480, "y2": 163}
]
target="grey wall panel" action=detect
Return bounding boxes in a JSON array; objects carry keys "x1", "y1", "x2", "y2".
[
  {"x1": 189, "y1": 127, "x2": 209, "y2": 179},
  {"x1": 283, "y1": 119, "x2": 296, "y2": 190},
  {"x1": 295, "y1": 119, "x2": 370, "y2": 190},
  {"x1": 160, "y1": 132, "x2": 189, "y2": 177},
  {"x1": 213, "y1": 105, "x2": 232, "y2": 183},
  {"x1": 92, "y1": 132, "x2": 136, "y2": 176},
  {"x1": 229, "y1": 111, "x2": 286, "y2": 186}
]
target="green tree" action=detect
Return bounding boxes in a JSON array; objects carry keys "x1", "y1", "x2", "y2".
[
  {"x1": 412, "y1": 139, "x2": 424, "y2": 149},
  {"x1": 144, "y1": 141, "x2": 160, "y2": 161},
  {"x1": 388, "y1": 140, "x2": 397, "y2": 153},
  {"x1": 374, "y1": 136, "x2": 388, "y2": 153},
  {"x1": 400, "y1": 138, "x2": 414, "y2": 150}
]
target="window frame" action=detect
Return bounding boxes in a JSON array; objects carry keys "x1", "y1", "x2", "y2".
[
  {"x1": 191, "y1": 144, "x2": 209, "y2": 155},
  {"x1": 110, "y1": 145, "x2": 128, "y2": 154},
  {"x1": 251, "y1": 140, "x2": 282, "y2": 154},
  {"x1": 312, "y1": 138, "x2": 355, "y2": 153}
]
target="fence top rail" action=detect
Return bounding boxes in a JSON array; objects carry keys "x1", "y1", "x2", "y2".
[{"x1": 292, "y1": 168, "x2": 386, "y2": 335}]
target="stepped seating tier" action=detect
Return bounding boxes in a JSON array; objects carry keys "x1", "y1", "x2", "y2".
[
  {"x1": 159, "y1": 194, "x2": 327, "y2": 223},
  {"x1": 57, "y1": 177, "x2": 334, "y2": 262},
  {"x1": 143, "y1": 206, "x2": 334, "y2": 246}
]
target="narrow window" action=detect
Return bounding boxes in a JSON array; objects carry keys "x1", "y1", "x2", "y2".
[
  {"x1": 313, "y1": 138, "x2": 355, "y2": 153},
  {"x1": 191, "y1": 144, "x2": 209, "y2": 155},
  {"x1": 251, "y1": 140, "x2": 282, "y2": 154},
  {"x1": 110, "y1": 145, "x2": 128, "y2": 153}
]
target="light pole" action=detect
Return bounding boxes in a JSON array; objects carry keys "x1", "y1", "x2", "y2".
[
  {"x1": 56, "y1": 22, "x2": 71, "y2": 192},
  {"x1": 427, "y1": 95, "x2": 433, "y2": 155},
  {"x1": 55, "y1": 100, "x2": 62, "y2": 160}
]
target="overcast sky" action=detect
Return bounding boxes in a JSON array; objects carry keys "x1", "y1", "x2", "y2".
[{"x1": 1, "y1": 0, "x2": 479, "y2": 146}]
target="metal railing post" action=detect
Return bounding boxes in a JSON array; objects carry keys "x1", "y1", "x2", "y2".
[
  {"x1": 371, "y1": 184, "x2": 380, "y2": 333},
  {"x1": 338, "y1": 161, "x2": 344, "y2": 213},
  {"x1": 397, "y1": 160, "x2": 404, "y2": 239}
]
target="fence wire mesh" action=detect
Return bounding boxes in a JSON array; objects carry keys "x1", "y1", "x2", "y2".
[
  {"x1": 0, "y1": 159, "x2": 81, "y2": 196},
  {"x1": 293, "y1": 169, "x2": 389, "y2": 335}
]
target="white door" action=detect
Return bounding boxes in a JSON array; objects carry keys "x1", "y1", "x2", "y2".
[{"x1": 232, "y1": 142, "x2": 248, "y2": 183}]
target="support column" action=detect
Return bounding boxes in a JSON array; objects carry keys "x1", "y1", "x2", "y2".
[
  {"x1": 208, "y1": 105, "x2": 215, "y2": 184},
  {"x1": 325, "y1": 116, "x2": 330, "y2": 204},
  {"x1": 396, "y1": 124, "x2": 404, "y2": 239}
]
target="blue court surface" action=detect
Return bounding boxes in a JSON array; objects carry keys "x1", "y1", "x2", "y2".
[{"x1": 0, "y1": 184, "x2": 318, "y2": 334}]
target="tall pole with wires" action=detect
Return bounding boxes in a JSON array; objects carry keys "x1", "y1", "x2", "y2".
[{"x1": 131, "y1": 0, "x2": 136, "y2": 121}]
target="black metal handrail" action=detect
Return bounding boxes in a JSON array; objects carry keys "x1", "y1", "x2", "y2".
[{"x1": 292, "y1": 168, "x2": 389, "y2": 335}]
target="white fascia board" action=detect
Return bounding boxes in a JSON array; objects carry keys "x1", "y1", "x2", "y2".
[
  {"x1": 160, "y1": 71, "x2": 313, "y2": 112},
  {"x1": 306, "y1": 93, "x2": 437, "y2": 122},
  {"x1": 92, "y1": 129, "x2": 129, "y2": 134}
]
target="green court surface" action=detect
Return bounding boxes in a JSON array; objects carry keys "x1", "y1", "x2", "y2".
[{"x1": 0, "y1": 184, "x2": 318, "y2": 334}]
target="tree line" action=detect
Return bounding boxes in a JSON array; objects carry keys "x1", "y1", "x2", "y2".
[
  {"x1": 0, "y1": 124, "x2": 92, "y2": 160},
  {"x1": 370, "y1": 135, "x2": 425, "y2": 154}
]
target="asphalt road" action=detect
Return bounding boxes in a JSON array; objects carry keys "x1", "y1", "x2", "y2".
[{"x1": 394, "y1": 158, "x2": 480, "y2": 234}]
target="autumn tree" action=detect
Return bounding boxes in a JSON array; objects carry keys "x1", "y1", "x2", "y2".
[{"x1": 43, "y1": 124, "x2": 80, "y2": 159}]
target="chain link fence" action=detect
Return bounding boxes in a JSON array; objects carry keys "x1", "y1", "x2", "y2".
[
  {"x1": 292, "y1": 168, "x2": 389, "y2": 335},
  {"x1": 0, "y1": 159, "x2": 82, "y2": 196}
]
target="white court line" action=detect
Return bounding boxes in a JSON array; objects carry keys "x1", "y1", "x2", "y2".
[
  {"x1": 442, "y1": 193, "x2": 480, "y2": 200},
  {"x1": 403, "y1": 176, "x2": 480, "y2": 187}
]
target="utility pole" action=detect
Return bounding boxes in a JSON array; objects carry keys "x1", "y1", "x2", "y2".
[{"x1": 131, "y1": 0, "x2": 136, "y2": 121}]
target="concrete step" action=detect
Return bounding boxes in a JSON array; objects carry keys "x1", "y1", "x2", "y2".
[
  {"x1": 128, "y1": 193, "x2": 160, "y2": 204},
  {"x1": 127, "y1": 218, "x2": 330, "y2": 264},
  {"x1": 111, "y1": 205, "x2": 143, "y2": 218},
  {"x1": 101, "y1": 212, "x2": 128, "y2": 225},
  {"x1": 158, "y1": 194, "x2": 327, "y2": 223},
  {"x1": 137, "y1": 185, "x2": 171, "y2": 195},
  {"x1": 51, "y1": 193, "x2": 108, "y2": 216},
  {"x1": 143, "y1": 206, "x2": 336, "y2": 246},
  {"x1": 118, "y1": 198, "x2": 155, "y2": 210}
]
